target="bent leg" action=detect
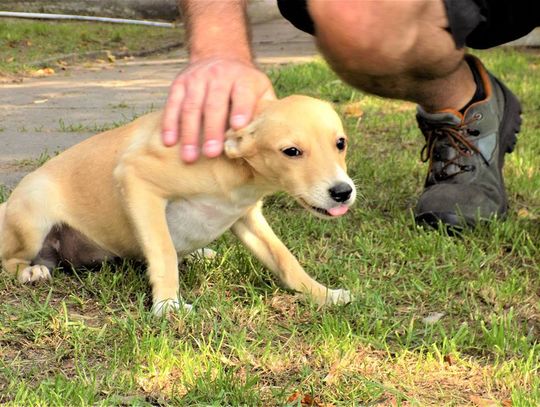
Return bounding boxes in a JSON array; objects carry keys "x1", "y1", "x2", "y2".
[
  {"x1": 1, "y1": 200, "x2": 54, "y2": 283},
  {"x1": 232, "y1": 203, "x2": 350, "y2": 306},
  {"x1": 308, "y1": 0, "x2": 474, "y2": 112}
]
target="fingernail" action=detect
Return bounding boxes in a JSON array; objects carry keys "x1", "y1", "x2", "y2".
[
  {"x1": 162, "y1": 130, "x2": 176, "y2": 145},
  {"x1": 203, "y1": 139, "x2": 222, "y2": 157},
  {"x1": 181, "y1": 145, "x2": 199, "y2": 162},
  {"x1": 231, "y1": 115, "x2": 247, "y2": 129}
]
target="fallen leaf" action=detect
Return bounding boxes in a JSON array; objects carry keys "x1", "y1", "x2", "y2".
[
  {"x1": 517, "y1": 207, "x2": 537, "y2": 219},
  {"x1": 470, "y1": 395, "x2": 498, "y2": 407},
  {"x1": 343, "y1": 101, "x2": 364, "y2": 118},
  {"x1": 106, "y1": 51, "x2": 116, "y2": 63},
  {"x1": 6, "y1": 57, "x2": 14, "y2": 63},
  {"x1": 286, "y1": 392, "x2": 326, "y2": 406},
  {"x1": 31, "y1": 67, "x2": 55, "y2": 77},
  {"x1": 287, "y1": 392, "x2": 301, "y2": 403},
  {"x1": 219, "y1": 355, "x2": 236, "y2": 366},
  {"x1": 443, "y1": 354, "x2": 454, "y2": 366},
  {"x1": 422, "y1": 312, "x2": 445, "y2": 324},
  {"x1": 323, "y1": 360, "x2": 341, "y2": 384}
]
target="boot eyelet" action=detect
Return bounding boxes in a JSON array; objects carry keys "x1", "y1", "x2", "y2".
[{"x1": 473, "y1": 113, "x2": 483, "y2": 120}]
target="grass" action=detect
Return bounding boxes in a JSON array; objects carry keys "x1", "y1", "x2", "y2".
[
  {"x1": 0, "y1": 18, "x2": 183, "y2": 75},
  {"x1": 57, "y1": 104, "x2": 157, "y2": 134},
  {"x1": 1, "y1": 47, "x2": 539, "y2": 405}
]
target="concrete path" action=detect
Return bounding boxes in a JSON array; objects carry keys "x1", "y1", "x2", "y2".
[{"x1": 0, "y1": 18, "x2": 318, "y2": 188}]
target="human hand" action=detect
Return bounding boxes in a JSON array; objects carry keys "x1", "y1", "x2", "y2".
[{"x1": 162, "y1": 57, "x2": 276, "y2": 162}]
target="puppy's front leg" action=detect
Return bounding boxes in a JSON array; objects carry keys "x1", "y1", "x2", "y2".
[
  {"x1": 231, "y1": 203, "x2": 351, "y2": 306},
  {"x1": 118, "y1": 171, "x2": 189, "y2": 316}
]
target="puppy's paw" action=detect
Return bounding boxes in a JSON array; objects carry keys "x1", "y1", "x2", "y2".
[
  {"x1": 152, "y1": 298, "x2": 193, "y2": 317},
  {"x1": 18, "y1": 265, "x2": 51, "y2": 284},
  {"x1": 324, "y1": 288, "x2": 353, "y2": 306}
]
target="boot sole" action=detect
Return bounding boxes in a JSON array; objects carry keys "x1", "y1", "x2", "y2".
[{"x1": 492, "y1": 74, "x2": 522, "y2": 218}]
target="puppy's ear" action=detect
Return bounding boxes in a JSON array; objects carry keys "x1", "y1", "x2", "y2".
[{"x1": 224, "y1": 119, "x2": 260, "y2": 159}]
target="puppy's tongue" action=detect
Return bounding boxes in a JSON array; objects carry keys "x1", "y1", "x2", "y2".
[{"x1": 327, "y1": 205, "x2": 349, "y2": 217}]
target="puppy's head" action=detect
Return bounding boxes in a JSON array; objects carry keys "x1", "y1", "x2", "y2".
[{"x1": 225, "y1": 95, "x2": 356, "y2": 218}]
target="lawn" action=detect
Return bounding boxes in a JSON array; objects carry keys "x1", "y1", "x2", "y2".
[
  {"x1": 0, "y1": 18, "x2": 183, "y2": 75},
  {"x1": 0, "y1": 48, "x2": 539, "y2": 406}
]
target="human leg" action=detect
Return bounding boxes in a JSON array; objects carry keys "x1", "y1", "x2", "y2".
[{"x1": 278, "y1": 0, "x2": 536, "y2": 228}]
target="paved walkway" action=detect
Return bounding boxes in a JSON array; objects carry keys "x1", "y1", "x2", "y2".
[{"x1": 0, "y1": 19, "x2": 318, "y2": 188}]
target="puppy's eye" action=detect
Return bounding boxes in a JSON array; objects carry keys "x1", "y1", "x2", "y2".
[
  {"x1": 282, "y1": 147, "x2": 303, "y2": 157},
  {"x1": 336, "y1": 137, "x2": 346, "y2": 151}
]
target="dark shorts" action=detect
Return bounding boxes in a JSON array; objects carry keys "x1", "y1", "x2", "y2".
[{"x1": 276, "y1": 0, "x2": 540, "y2": 49}]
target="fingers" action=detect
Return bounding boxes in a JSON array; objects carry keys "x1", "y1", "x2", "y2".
[
  {"x1": 161, "y1": 58, "x2": 275, "y2": 163},
  {"x1": 202, "y1": 79, "x2": 233, "y2": 158},
  {"x1": 179, "y1": 77, "x2": 207, "y2": 162},
  {"x1": 230, "y1": 76, "x2": 275, "y2": 130},
  {"x1": 162, "y1": 78, "x2": 185, "y2": 147},
  {"x1": 229, "y1": 81, "x2": 256, "y2": 130}
]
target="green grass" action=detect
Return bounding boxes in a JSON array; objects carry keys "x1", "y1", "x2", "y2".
[
  {"x1": 0, "y1": 18, "x2": 183, "y2": 74},
  {"x1": 57, "y1": 104, "x2": 157, "y2": 134},
  {"x1": 1, "y1": 48, "x2": 539, "y2": 405}
]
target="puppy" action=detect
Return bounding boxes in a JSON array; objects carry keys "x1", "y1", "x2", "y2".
[{"x1": 0, "y1": 95, "x2": 356, "y2": 315}]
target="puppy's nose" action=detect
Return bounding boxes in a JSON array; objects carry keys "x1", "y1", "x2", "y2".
[{"x1": 328, "y1": 182, "x2": 353, "y2": 203}]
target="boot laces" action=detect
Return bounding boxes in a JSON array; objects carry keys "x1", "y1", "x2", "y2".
[{"x1": 420, "y1": 116, "x2": 487, "y2": 181}]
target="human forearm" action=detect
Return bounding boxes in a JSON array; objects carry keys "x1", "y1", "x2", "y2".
[
  {"x1": 180, "y1": 0, "x2": 252, "y2": 63},
  {"x1": 164, "y1": 0, "x2": 274, "y2": 162}
]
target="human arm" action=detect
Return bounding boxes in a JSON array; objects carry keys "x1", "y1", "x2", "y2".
[{"x1": 162, "y1": 0, "x2": 275, "y2": 162}]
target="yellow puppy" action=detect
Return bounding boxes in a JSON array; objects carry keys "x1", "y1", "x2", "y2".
[{"x1": 0, "y1": 95, "x2": 356, "y2": 315}]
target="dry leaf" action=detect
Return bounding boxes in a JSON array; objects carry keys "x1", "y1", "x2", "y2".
[
  {"x1": 219, "y1": 355, "x2": 236, "y2": 366},
  {"x1": 323, "y1": 360, "x2": 341, "y2": 384},
  {"x1": 470, "y1": 395, "x2": 498, "y2": 407},
  {"x1": 31, "y1": 67, "x2": 55, "y2": 77},
  {"x1": 286, "y1": 392, "x2": 325, "y2": 406},
  {"x1": 502, "y1": 399, "x2": 512, "y2": 407},
  {"x1": 422, "y1": 312, "x2": 445, "y2": 324},
  {"x1": 287, "y1": 391, "x2": 301, "y2": 403},
  {"x1": 517, "y1": 208, "x2": 537, "y2": 219},
  {"x1": 343, "y1": 101, "x2": 364, "y2": 118},
  {"x1": 443, "y1": 354, "x2": 454, "y2": 366},
  {"x1": 106, "y1": 51, "x2": 116, "y2": 63},
  {"x1": 6, "y1": 57, "x2": 14, "y2": 63}
]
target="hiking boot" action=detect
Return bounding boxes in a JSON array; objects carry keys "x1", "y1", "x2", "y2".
[{"x1": 414, "y1": 55, "x2": 521, "y2": 230}]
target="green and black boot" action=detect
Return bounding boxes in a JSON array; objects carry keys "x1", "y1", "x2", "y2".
[{"x1": 415, "y1": 55, "x2": 522, "y2": 230}]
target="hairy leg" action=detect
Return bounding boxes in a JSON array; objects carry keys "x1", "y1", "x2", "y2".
[{"x1": 308, "y1": 0, "x2": 475, "y2": 112}]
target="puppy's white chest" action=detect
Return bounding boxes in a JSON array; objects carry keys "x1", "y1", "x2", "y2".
[{"x1": 166, "y1": 193, "x2": 258, "y2": 255}]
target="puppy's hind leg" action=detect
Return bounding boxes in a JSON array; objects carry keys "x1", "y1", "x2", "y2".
[{"x1": 1, "y1": 198, "x2": 55, "y2": 284}]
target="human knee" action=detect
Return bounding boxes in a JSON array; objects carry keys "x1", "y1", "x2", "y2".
[{"x1": 308, "y1": 0, "x2": 439, "y2": 75}]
